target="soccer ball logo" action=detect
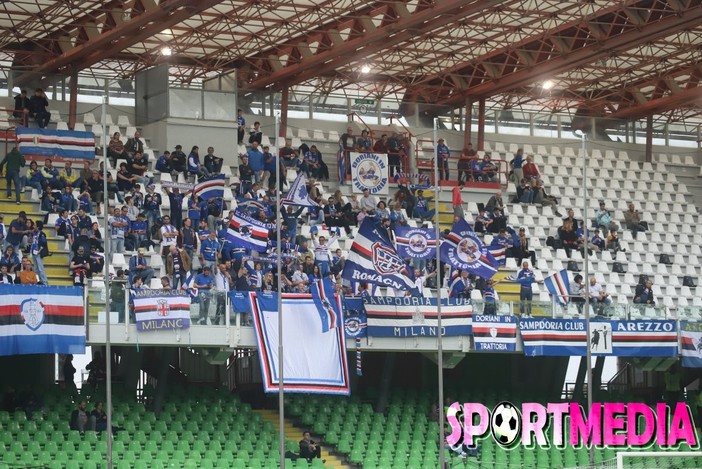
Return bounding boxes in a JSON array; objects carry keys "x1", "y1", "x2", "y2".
[{"x1": 490, "y1": 401, "x2": 521, "y2": 447}]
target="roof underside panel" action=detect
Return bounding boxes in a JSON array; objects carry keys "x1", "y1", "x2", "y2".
[{"x1": 1, "y1": 0, "x2": 701, "y2": 121}]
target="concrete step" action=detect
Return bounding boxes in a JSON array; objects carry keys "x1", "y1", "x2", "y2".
[{"x1": 255, "y1": 409, "x2": 351, "y2": 469}]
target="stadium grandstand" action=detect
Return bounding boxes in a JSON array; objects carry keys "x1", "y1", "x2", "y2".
[{"x1": 2, "y1": 1, "x2": 702, "y2": 468}]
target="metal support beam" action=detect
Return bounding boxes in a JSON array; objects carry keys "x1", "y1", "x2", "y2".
[
  {"x1": 477, "y1": 98, "x2": 485, "y2": 151},
  {"x1": 14, "y1": 0, "x2": 224, "y2": 86},
  {"x1": 645, "y1": 115, "x2": 653, "y2": 163},
  {"x1": 608, "y1": 85, "x2": 702, "y2": 120},
  {"x1": 68, "y1": 70, "x2": 78, "y2": 130},
  {"x1": 464, "y1": 97, "x2": 473, "y2": 148},
  {"x1": 280, "y1": 87, "x2": 289, "y2": 140},
  {"x1": 243, "y1": 0, "x2": 500, "y2": 90}
]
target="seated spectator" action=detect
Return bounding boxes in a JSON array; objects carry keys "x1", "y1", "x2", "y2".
[
  {"x1": 489, "y1": 208, "x2": 508, "y2": 234},
  {"x1": 491, "y1": 229, "x2": 515, "y2": 258},
  {"x1": 324, "y1": 196, "x2": 354, "y2": 238},
  {"x1": 588, "y1": 276, "x2": 612, "y2": 314},
  {"x1": 624, "y1": 203, "x2": 648, "y2": 238},
  {"x1": 58, "y1": 185, "x2": 77, "y2": 212},
  {"x1": 29, "y1": 88, "x2": 50, "y2": 128},
  {"x1": 248, "y1": 121, "x2": 263, "y2": 145},
  {"x1": 186, "y1": 146, "x2": 208, "y2": 181},
  {"x1": 70, "y1": 245, "x2": 91, "y2": 286},
  {"x1": 204, "y1": 146, "x2": 223, "y2": 174},
  {"x1": 22, "y1": 160, "x2": 44, "y2": 195},
  {"x1": 279, "y1": 139, "x2": 300, "y2": 168},
  {"x1": 170, "y1": 145, "x2": 187, "y2": 174},
  {"x1": 457, "y1": 144, "x2": 476, "y2": 184},
  {"x1": 515, "y1": 227, "x2": 536, "y2": 265},
  {"x1": 485, "y1": 191, "x2": 504, "y2": 213},
  {"x1": 299, "y1": 431, "x2": 322, "y2": 463},
  {"x1": 590, "y1": 228, "x2": 605, "y2": 252},
  {"x1": 128, "y1": 248, "x2": 156, "y2": 285},
  {"x1": 412, "y1": 189, "x2": 435, "y2": 222},
  {"x1": 606, "y1": 229, "x2": 625, "y2": 254},
  {"x1": 127, "y1": 151, "x2": 151, "y2": 186},
  {"x1": 155, "y1": 151, "x2": 171, "y2": 173},
  {"x1": 634, "y1": 278, "x2": 655, "y2": 306},
  {"x1": 474, "y1": 209, "x2": 493, "y2": 234},
  {"x1": 557, "y1": 219, "x2": 579, "y2": 257},
  {"x1": 15, "y1": 256, "x2": 38, "y2": 284},
  {"x1": 570, "y1": 274, "x2": 586, "y2": 314},
  {"x1": 124, "y1": 130, "x2": 144, "y2": 157},
  {"x1": 593, "y1": 201, "x2": 618, "y2": 234},
  {"x1": 300, "y1": 145, "x2": 322, "y2": 179},
  {"x1": 0, "y1": 245, "x2": 21, "y2": 274},
  {"x1": 0, "y1": 265, "x2": 13, "y2": 284},
  {"x1": 375, "y1": 201, "x2": 390, "y2": 223},
  {"x1": 40, "y1": 159, "x2": 61, "y2": 191},
  {"x1": 479, "y1": 154, "x2": 498, "y2": 182},
  {"x1": 70, "y1": 400, "x2": 90, "y2": 433},
  {"x1": 389, "y1": 202, "x2": 406, "y2": 228},
  {"x1": 107, "y1": 132, "x2": 127, "y2": 167},
  {"x1": 516, "y1": 178, "x2": 535, "y2": 204},
  {"x1": 89, "y1": 402, "x2": 110, "y2": 432},
  {"x1": 532, "y1": 179, "x2": 562, "y2": 216},
  {"x1": 359, "y1": 189, "x2": 378, "y2": 215},
  {"x1": 88, "y1": 245, "x2": 105, "y2": 277},
  {"x1": 522, "y1": 155, "x2": 540, "y2": 180}
]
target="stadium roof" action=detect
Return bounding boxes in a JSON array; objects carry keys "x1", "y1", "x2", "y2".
[{"x1": 2, "y1": 0, "x2": 702, "y2": 123}]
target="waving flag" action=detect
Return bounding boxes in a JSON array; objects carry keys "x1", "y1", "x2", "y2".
[
  {"x1": 194, "y1": 174, "x2": 225, "y2": 200},
  {"x1": 395, "y1": 226, "x2": 436, "y2": 261},
  {"x1": 281, "y1": 172, "x2": 319, "y2": 208},
  {"x1": 544, "y1": 269, "x2": 571, "y2": 305},
  {"x1": 487, "y1": 246, "x2": 506, "y2": 266},
  {"x1": 342, "y1": 219, "x2": 417, "y2": 294},
  {"x1": 225, "y1": 209, "x2": 270, "y2": 252},
  {"x1": 311, "y1": 278, "x2": 341, "y2": 332},
  {"x1": 0, "y1": 285, "x2": 85, "y2": 356},
  {"x1": 16, "y1": 128, "x2": 95, "y2": 160},
  {"x1": 440, "y1": 219, "x2": 498, "y2": 279}
]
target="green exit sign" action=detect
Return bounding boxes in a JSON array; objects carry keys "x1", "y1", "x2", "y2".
[{"x1": 355, "y1": 99, "x2": 375, "y2": 105}]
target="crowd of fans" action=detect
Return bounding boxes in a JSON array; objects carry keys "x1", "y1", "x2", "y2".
[{"x1": 0, "y1": 108, "x2": 667, "y2": 318}]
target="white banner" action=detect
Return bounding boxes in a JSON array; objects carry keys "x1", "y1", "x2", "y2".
[{"x1": 350, "y1": 152, "x2": 389, "y2": 195}]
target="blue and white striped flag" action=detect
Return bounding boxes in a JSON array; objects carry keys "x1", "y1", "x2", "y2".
[
  {"x1": 543, "y1": 269, "x2": 571, "y2": 305},
  {"x1": 194, "y1": 175, "x2": 225, "y2": 200},
  {"x1": 281, "y1": 172, "x2": 319, "y2": 208}
]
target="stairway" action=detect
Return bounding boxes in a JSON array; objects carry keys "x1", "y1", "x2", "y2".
[{"x1": 254, "y1": 409, "x2": 351, "y2": 469}]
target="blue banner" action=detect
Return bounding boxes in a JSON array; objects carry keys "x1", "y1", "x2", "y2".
[
  {"x1": 520, "y1": 318, "x2": 678, "y2": 357},
  {"x1": 132, "y1": 289, "x2": 191, "y2": 331},
  {"x1": 440, "y1": 219, "x2": 498, "y2": 279},
  {"x1": 395, "y1": 226, "x2": 436, "y2": 261},
  {"x1": 194, "y1": 174, "x2": 225, "y2": 200},
  {"x1": 363, "y1": 296, "x2": 472, "y2": 337},
  {"x1": 343, "y1": 297, "x2": 367, "y2": 339}
]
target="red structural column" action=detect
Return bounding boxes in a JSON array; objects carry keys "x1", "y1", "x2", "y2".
[
  {"x1": 464, "y1": 97, "x2": 473, "y2": 148},
  {"x1": 280, "y1": 87, "x2": 289, "y2": 139},
  {"x1": 645, "y1": 115, "x2": 653, "y2": 163},
  {"x1": 68, "y1": 70, "x2": 78, "y2": 130},
  {"x1": 477, "y1": 98, "x2": 485, "y2": 151}
]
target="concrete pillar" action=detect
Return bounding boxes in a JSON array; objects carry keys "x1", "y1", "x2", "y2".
[
  {"x1": 68, "y1": 71, "x2": 78, "y2": 130},
  {"x1": 645, "y1": 115, "x2": 653, "y2": 163},
  {"x1": 477, "y1": 98, "x2": 486, "y2": 151},
  {"x1": 464, "y1": 97, "x2": 473, "y2": 148},
  {"x1": 280, "y1": 87, "x2": 289, "y2": 139}
]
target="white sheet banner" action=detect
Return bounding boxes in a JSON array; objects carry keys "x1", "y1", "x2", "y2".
[{"x1": 350, "y1": 152, "x2": 389, "y2": 195}]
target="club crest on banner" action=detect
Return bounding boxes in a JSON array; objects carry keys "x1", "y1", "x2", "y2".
[
  {"x1": 344, "y1": 315, "x2": 366, "y2": 338},
  {"x1": 457, "y1": 238, "x2": 481, "y2": 263},
  {"x1": 351, "y1": 152, "x2": 388, "y2": 194},
  {"x1": 20, "y1": 298, "x2": 45, "y2": 331},
  {"x1": 372, "y1": 242, "x2": 406, "y2": 275},
  {"x1": 156, "y1": 300, "x2": 170, "y2": 317},
  {"x1": 239, "y1": 225, "x2": 252, "y2": 238},
  {"x1": 409, "y1": 233, "x2": 428, "y2": 253}
]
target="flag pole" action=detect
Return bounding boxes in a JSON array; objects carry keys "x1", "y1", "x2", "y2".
[
  {"x1": 579, "y1": 130, "x2": 594, "y2": 465},
  {"x1": 101, "y1": 96, "x2": 113, "y2": 469},
  {"x1": 433, "y1": 117, "x2": 446, "y2": 469},
  {"x1": 275, "y1": 114, "x2": 285, "y2": 468}
]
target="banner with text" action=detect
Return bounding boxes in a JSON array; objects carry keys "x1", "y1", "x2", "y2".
[
  {"x1": 519, "y1": 318, "x2": 678, "y2": 357},
  {"x1": 132, "y1": 289, "x2": 191, "y2": 331},
  {"x1": 350, "y1": 152, "x2": 389, "y2": 195},
  {"x1": 473, "y1": 314, "x2": 518, "y2": 352},
  {"x1": 363, "y1": 296, "x2": 472, "y2": 337}
]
